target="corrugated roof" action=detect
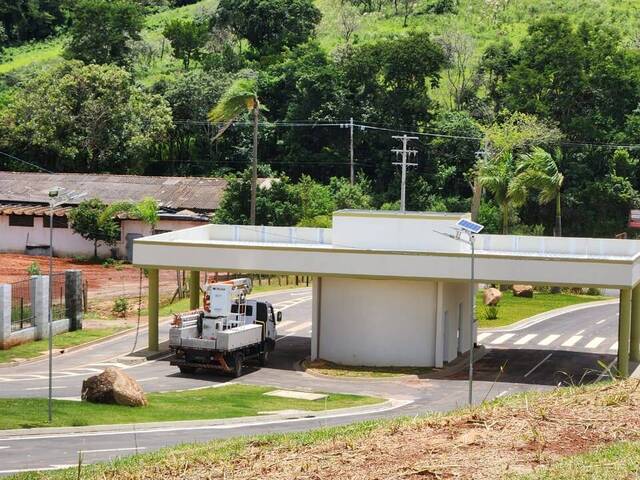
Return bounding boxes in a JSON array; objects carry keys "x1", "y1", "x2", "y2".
[{"x1": 0, "y1": 172, "x2": 230, "y2": 212}]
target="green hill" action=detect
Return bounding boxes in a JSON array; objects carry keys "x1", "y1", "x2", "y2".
[{"x1": 3, "y1": 0, "x2": 640, "y2": 81}]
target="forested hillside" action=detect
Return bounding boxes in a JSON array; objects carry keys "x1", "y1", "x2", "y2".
[{"x1": 2, "y1": 0, "x2": 640, "y2": 237}]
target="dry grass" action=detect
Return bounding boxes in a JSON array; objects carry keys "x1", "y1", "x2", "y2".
[{"x1": 18, "y1": 379, "x2": 640, "y2": 480}]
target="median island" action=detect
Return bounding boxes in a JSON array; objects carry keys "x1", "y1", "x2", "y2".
[{"x1": 0, "y1": 384, "x2": 382, "y2": 430}]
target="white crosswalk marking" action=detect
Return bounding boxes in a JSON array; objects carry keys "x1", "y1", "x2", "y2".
[
  {"x1": 491, "y1": 333, "x2": 515, "y2": 345},
  {"x1": 514, "y1": 334, "x2": 537, "y2": 345},
  {"x1": 538, "y1": 334, "x2": 560, "y2": 346},
  {"x1": 561, "y1": 336, "x2": 583, "y2": 347},
  {"x1": 585, "y1": 337, "x2": 605, "y2": 349},
  {"x1": 610, "y1": 341, "x2": 618, "y2": 351},
  {"x1": 477, "y1": 332, "x2": 492, "y2": 342}
]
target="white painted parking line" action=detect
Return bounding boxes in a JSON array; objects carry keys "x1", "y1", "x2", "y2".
[
  {"x1": 477, "y1": 332, "x2": 492, "y2": 342},
  {"x1": 610, "y1": 341, "x2": 618, "y2": 351},
  {"x1": 82, "y1": 447, "x2": 147, "y2": 454},
  {"x1": 538, "y1": 334, "x2": 560, "y2": 346},
  {"x1": 25, "y1": 386, "x2": 68, "y2": 391},
  {"x1": 0, "y1": 446, "x2": 9, "y2": 450},
  {"x1": 596, "y1": 319, "x2": 607, "y2": 325},
  {"x1": 561, "y1": 336, "x2": 583, "y2": 347},
  {"x1": 524, "y1": 353, "x2": 553, "y2": 378},
  {"x1": 585, "y1": 337, "x2": 605, "y2": 349},
  {"x1": 576, "y1": 330, "x2": 585, "y2": 335},
  {"x1": 514, "y1": 334, "x2": 537, "y2": 345},
  {"x1": 283, "y1": 322, "x2": 311, "y2": 334},
  {"x1": 136, "y1": 377, "x2": 158, "y2": 382},
  {"x1": 490, "y1": 334, "x2": 515, "y2": 345}
]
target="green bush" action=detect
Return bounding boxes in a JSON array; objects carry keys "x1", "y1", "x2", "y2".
[
  {"x1": 26, "y1": 261, "x2": 41, "y2": 276},
  {"x1": 483, "y1": 305, "x2": 500, "y2": 320},
  {"x1": 112, "y1": 297, "x2": 129, "y2": 318},
  {"x1": 586, "y1": 287, "x2": 602, "y2": 296}
]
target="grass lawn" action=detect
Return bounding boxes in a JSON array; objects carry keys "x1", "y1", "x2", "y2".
[
  {"x1": 0, "y1": 328, "x2": 123, "y2": 364},
  {"x1": 511, "y1": 441, "x2": 640, "y2": 480},
  {"x1": 304, "y1": 359, "x2": 432, "y2": 378},
  {"x1": 0, "y1": 384, "x2": 382, "y2": 430},
  {"x1": 477, "y1": 292, "x2": 608, "y2": 329},
  {"x1": 6, "y1": 380, "x2": 640, "y2": 480}
]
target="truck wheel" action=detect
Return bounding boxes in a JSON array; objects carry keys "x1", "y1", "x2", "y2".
[
  {"x1": 179, "y1": 366, "x2": 197, "y2": 374},
  {"x1": 232, "y1": 352, "x2": 244, "y2": 378},
  {"x1": 259, "y1": 350, "x2": 270, "y2": 367}
]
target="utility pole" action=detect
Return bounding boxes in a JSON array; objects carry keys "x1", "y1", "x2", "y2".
[{"x1": 391, "y1": 135, "x2": 418, "y2": 212}]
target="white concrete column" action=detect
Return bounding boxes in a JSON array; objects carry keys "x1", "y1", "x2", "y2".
[
  {"x1": 311, "y1": 277, "x2": 322, "y2": 360},
  {"x1": 32, "y1": 275, "x2": 50, "y2": 340},
  {"x1": 434, "y1": 281, "x2": 444, "y2": 368},
  {"x1": 0, "y1": 284, "x2": 11, "y2": 348}
]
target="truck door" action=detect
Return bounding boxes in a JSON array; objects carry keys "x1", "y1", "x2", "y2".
[{"x1": 256, "y1": 302, "x2": 268, "y2": 339}]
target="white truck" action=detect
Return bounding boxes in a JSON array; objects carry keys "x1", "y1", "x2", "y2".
[{"x1": 169, "y1": 278, "x2": 282, "y2": 377}]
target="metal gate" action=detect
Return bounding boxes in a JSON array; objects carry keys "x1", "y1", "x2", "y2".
[{"x1": 11, "y1": 278, "x2": 34, "y2": 331}]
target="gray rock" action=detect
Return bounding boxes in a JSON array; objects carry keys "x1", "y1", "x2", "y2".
[{"x1": 81, "y1": 367, "x2": 148, "y2": 407}]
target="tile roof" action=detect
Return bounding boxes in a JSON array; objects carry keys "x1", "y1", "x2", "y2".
[{"x1": 0, "y1": 172, "x2": 229, "y2": 212}]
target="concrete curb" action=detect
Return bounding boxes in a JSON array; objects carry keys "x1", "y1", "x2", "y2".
[
  {"x1": 0, "y1": 399, "x2": 403, "y2": 439},
  {"x1": 479, "y1": 298, "x2": 618, "y2": 333}
]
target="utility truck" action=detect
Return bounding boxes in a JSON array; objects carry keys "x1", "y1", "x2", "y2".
[{"x1": 169, "y1": 278, "x2": 282, "y2": 377}]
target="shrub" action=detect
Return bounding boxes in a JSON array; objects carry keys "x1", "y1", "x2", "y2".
[
  {"x1": 586, "y1": 287, "x2": 602, "y2": 296},
  {"x1": 27, "y1": 262, "x2": 41, "y2": 276},
  {"x1": 483, "y1": 305, "x2": 499, "y2": 320},
  {"x1": 425, "y1": 0, "x2": 458, "y2": 15},
  {"x1": 112, "y1": 297, "x2": 129, "y2": 318}
]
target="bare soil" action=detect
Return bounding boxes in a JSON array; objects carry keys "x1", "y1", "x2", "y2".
[
  {"x1": 0, "y1": 253, "x2": 177, "y2": 300},
  {"x1": 103, "y1": 380, "x2": 640, "y2": 479}
]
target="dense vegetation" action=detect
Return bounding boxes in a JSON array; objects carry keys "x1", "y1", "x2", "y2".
[{"x1": 2, "y1": 0, "x2": 640, "y2": 237}]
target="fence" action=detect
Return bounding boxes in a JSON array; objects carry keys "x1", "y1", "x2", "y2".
[
  {"x1": 10, "y1": 278, "x2": 34, "y2": 332},
  {"x1": 51, "y1": 273, "x2": 66, "y2": 321}
]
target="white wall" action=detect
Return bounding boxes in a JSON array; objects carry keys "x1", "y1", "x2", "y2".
[
  {"x1": 0, "y1": 215, "x2": 113, "y2": 257},
  {"x1": 318, "y1": 276, "x2": 440, "y2": 367},
  {"x1": 0, "y1": 215, "x2": 207, "y2": 259},
  {"x1": 442, "y1": 282, "x2": 473, "y2": 361}
]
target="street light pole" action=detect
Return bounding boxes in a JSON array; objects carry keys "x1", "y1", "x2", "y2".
[
  {"x1": 47, "y1": 190, "x2": 58, "y2": 423},
  {"x1": 468, "y1": 234, "x2": 476, "y2": 406},
  {"x1": 46, "y1": 188, "x2": 86, "y2": 423},
  {"x1": 435, "y1": 218, "x2": 483, "y2": 407}
]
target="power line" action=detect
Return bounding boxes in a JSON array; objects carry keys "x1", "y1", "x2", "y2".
[
  {"x1": 0, "y1": 151, "x2": 53, "y2": 173},
  {"x1": 173, "y1": 118, "x2": 640, "y2": 150}
]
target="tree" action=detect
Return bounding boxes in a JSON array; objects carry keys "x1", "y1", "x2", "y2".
[
  {"x1": 437, "y1": 31, "x2": 476, "y2": 110},
  {"x1": 0, "y1": 0, "x2": 65, "y2": 44},
  {"x1": 1, "y1": 61, "x2": 172, "y2": 173},
  {"x1": 69, "y1": 199, "x2": 121, "y2": 258},
  {"x1": 209, "y1": 77, "x2": 267, "y2": 225},
  {"x1": 66, "y1": 0, "x2": 144, "y2": 65},
  {"x1": 502, "y1": 16, "x2": 640, "y2": 140},
  {"x1": 511, "y1": 147, "x2": 565, "y2": 236},
  {"x1": 214, "y1": 167, "x2": 301, "y2": 226},
  {"x1": 163, "y1": 18, "x2": 209, "y2": 70},
  {"x1": 477, "y1": 153, "x2": 523, "y2": 234},
  {"x1": 100, "y1": 198, "x2": 160, "y2": 233},
  {"x1": 215, "y1": 0, "x2": 322, "y2": 55}
]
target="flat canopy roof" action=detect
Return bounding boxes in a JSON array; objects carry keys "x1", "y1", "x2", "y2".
[{"x1": 133, "y1": 210, "x2": 640, "y2": 289}]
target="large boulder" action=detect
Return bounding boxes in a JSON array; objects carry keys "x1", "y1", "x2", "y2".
[
  {"x1": 81, "y1": 367, "x2": 148, "y2": 407},
  {"x1": 483, "y1": 288, "x2": 502, "y2": 306},
  {"x1": 512, "y1": 285, "x2": 534, "y2": 298}
]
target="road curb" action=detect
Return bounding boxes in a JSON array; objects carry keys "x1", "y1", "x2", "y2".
[
  {"x1": 479, "y1": 298, "x2": 617, "y2": 333},
  {"x1": 0, "y1": 399, "x2": 401, "y2": 439}
]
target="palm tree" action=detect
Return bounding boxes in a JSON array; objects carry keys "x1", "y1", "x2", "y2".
[
  {"x1": 477, "y1": 152, "x2": 523, "y2": 234},
  {"x1": 209, "y1": 77, "x2": 266, "y2": 226},
  {"x1": 511, "y1": 147, "x2": 565, "y2": 236}
]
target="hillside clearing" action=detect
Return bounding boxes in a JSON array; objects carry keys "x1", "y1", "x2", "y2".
[{"x1": 10, "y1": 380, "x2": 640, "y2": 479}]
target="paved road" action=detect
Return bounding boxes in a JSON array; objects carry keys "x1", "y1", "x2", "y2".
[{"x1": 0, "y1": 294, "x2": 624, "y2": 475}]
